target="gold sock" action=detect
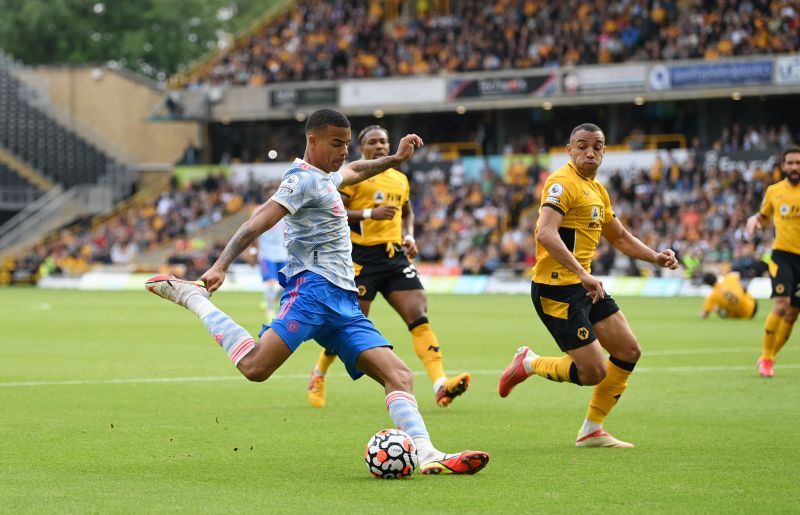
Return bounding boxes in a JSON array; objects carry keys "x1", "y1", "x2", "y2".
[
  {"x1": 761, "y1": 313, "x2": 782, "y2": 360},
  {"x1": 586, "y1": 358, "x2": 634, "y2": 425},
  {"x1": 773, "y1": 319, "x2": 795, "y2": 358},
  {"x1": 410, "y1": 321, "x2": 445, "y2": 384},
  {"x1": 532, "y1": 355, "x2": 578, "y2": 383},
  {"x1": 315, "y1": 349, "x2": 337, "y2": 375}
]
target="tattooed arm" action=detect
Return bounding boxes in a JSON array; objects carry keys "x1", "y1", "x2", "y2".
[
  {"x1": 200, "y1": 200, "x2": 289, "y2": 292},
  {"x1": 339, "y1": 134, "x2": 423, "y2": 186}
]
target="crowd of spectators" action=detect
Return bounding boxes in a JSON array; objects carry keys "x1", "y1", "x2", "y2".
[
  {"x1": 711, "y1": 123, "x2": 796, "y2": 152},
  {"x1": 595, "y1": 153, "x2": 779, "y2": 279},
  {"x1": 3, "y1": 122, "x2": 795, "y2": 285},
  {"x1": 409, "y1": 123, "x2": 797, "y2": 278},
  {"x1": 410, "y1": 160, "x2": 542, "y2": 275},
  {"x1": 2, "y1": 175, "x2": 253, "y2": 284},
  {"x1": 189, "y1": 0, "x2": 800, "y2": 87}
]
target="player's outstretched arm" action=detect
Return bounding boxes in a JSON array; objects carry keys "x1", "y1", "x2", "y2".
[
  {"x1": 602, "y1": 218, "x2": 679, "y2": 270},
  {"x1": 340, "y1": 134, "x2": 423, "y2": 186},
  {"x1": 201, "y1": 200, "x2": 289, "y2": 292}
]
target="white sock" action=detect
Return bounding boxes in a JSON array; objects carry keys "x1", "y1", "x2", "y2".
[
  {"x1": 432, "y1": 376, "x2": 446, "y2": 393},
  {"x1": 522, "y1": 349, "x2": 539, "y2": 374},
  {"x1": 313, "y1": 366, "x2": 326, "y2": 377},
  {"x1": 185, "y1": 294, "x2": 213, "y2": 318},
  {"x1": 578, "y1": 418, "x2": 602, "y2": 439},
  {"x1": 413, "y1": 437, "x2": 444, "y2": 463}
]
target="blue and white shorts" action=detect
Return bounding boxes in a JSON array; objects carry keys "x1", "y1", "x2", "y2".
[{"x1": 260, "y1": 271, "x2": 392, "y2": 379}]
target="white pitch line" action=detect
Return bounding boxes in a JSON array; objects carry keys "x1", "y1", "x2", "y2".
[
  {"x1": 1, "y1": 364, "x2": 798, "y2": 388},
  {"x1": 644, "y1": 347, "x2": 766, "y2": 356}
]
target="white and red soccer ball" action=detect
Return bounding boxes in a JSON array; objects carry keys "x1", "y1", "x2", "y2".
[{"x1": 364, "y1": 429, "x2": 418, "y2": 479}]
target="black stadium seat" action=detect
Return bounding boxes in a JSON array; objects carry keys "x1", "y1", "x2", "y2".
[{"x1": 0, "y1": 66, "x2": 121, "y2": 190}]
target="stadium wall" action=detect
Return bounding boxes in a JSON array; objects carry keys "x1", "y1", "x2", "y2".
[
  {"x1": 36, "y1": 264, "x2": 772, "y2": 299},
  {"x1": 21, "y1": 65, "x2": 199, "y2": 164}
]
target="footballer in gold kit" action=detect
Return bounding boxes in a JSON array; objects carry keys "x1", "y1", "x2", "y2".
[
  {"x1": 700, "y1": 272, "x2": 757, "y2": 319},
  {"x1": 747, "y1": 147, "x2": 800, "y2": 377},
  {"x1": 499, "y1": 123, "x2": 679, "y2": 448}
]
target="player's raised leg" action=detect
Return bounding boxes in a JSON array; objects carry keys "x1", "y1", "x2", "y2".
[
  {"x1": 355, "y1": 346, "x2": 489, "y2": 475},
  {"x1": 145, "y1": 274, "x2": 293, "y2": 379},
  {"x1": 387, "y1": 289, "x2": 471, "y2": 408},
  {"x1": 499, "y1": 345, "x2": 579, "y2": 397}
]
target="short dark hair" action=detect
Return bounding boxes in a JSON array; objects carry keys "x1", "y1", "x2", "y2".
[
  {"x1": 782, "y1": 147, "x2": 800, "y2": 163},
  {"x1": 357, "y1": 125, "x2": 389, "y2": 144},
  {"x1": 702, "y1": 272, "x2": 718, "y2": 287},
  {"x1": 305, "y1": 108, "x2": 350, "y2": 133},
  {"x1": 570, "y1": 123, "x2": 603, "y2": 141}
]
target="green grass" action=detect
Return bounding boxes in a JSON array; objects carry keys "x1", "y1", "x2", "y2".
[{"x1": 1, "y1": 289, "x2": 797, "y2": 513}]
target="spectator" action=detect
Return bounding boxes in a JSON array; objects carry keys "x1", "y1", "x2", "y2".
[{"x1": 185, "y1": 0, "x2": 800, "y2": 87}]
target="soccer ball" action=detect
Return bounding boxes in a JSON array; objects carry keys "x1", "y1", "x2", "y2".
[{"x1": 364, "y1": 429, "x2": 418, "y2": 479}]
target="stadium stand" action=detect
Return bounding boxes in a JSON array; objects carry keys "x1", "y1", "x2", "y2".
[
  {"x1": 0, "y1": 64, "x2": 123, "y2": 190},
  {"x1": 0, "y1": 160, "x2": 43, "y2": 207},
  {"x1": 1, "y1": 175, "x2": 258, "y2": 284},
  {"x1": 186, "y1": 0, "x2": 800, "y2": 87},
  {"x1": 2, "y1": 0, "x2": 798, "y2": 286}
]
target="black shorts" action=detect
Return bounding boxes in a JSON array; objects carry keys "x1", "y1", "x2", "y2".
[
  {"x1": 352, "y1": 243, "x2": 423, "y2": 301},
  {"x1": 531, "y1": 282, "x2": 620, "y2": 351},
  {"x1": 770, "y1": 250, "x2": 800, "y2": 307}
]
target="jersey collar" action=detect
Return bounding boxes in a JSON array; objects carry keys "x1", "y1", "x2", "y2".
[
  {"x1": 293, "y1": 158, "x2": 328, "y2": 176},
  {"x1": 567, "y1": 161, "x2": 595, "y2": 181}
]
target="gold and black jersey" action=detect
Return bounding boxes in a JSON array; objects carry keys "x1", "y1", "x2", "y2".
[
  {"x1": 533, "y1": 161, "x2": 615, "y2": 285},
  {"x1": 759, "y1": 179, "x2": 800, "y2": 255},
  {"x1": 703, "y1": 272, "x2": 756, "y2": 318},
  {"x1": 340, "y1": 168, "x2": 410, "y2": 246}
]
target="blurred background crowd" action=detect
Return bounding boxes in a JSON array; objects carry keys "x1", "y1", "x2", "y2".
[
  {"x1": 1, "y1": 0, "x2": 798, "y2": 286},
  {"x1": 191, "y1": 0, "x2": 800, "y2": 87}
]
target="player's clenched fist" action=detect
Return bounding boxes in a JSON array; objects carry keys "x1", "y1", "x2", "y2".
[{"x1": 394, "y1": 134, "x2": 424, "y2": 161}]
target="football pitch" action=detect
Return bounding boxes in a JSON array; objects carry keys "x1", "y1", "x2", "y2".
[{"x1": 1, "y1": 289, "x2": 797, "y2": 513}]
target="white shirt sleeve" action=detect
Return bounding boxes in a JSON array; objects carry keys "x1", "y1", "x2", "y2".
[{"x1": 271, "y1": 173, "x2": 309, "y2": 214}]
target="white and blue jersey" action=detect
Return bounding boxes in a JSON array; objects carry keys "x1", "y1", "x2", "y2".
[
  {"x1": 270, "y1": 159, "x2": 356, "y2": 292},
  {"x1": 264, "y1": 159, "x2": 391, "y2": 379},
  {"x1": 257, "y1": 218, "x2": 288, "y2": 281}
]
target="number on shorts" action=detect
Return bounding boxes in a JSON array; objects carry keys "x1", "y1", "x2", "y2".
[{"x1": 403, "y1": 265, "x2": 418, "y2": 279}]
